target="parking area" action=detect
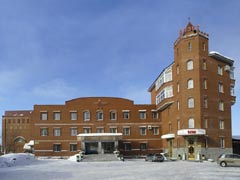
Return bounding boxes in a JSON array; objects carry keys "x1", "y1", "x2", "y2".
[{"x1": 0, "y1": 158, "x2": 239, "y2": 180}]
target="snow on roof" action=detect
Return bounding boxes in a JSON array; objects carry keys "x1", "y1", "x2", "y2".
[
  {"x1": 77, "y1": 133, "x2": 123, "y2": 137},
  {"x1": 209, "y1": 51, "x2": 234, "y2": 66}
]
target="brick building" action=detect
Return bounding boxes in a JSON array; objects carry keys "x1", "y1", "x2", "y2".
[{"x1": 1, "y1": 22, "x2": 236, "y2": 160}]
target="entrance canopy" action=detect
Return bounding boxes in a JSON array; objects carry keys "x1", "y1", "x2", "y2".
[
  {"x1": 161, "y1": 133, "x2": 175, "y2": 139},
  {"x1": 177, "y1": 129, "x2": 206, "y2": 136},
  {"x1": 77, "y1": 133, "x2": 123, "y2": 141}
]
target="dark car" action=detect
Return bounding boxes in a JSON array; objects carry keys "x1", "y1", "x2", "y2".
[
  {"x1": 152, "y1": 154, "x2": 164, "y2": 162},
  {"x1": 145, "y1": 153, "x2": 154, "y2": 161},
  {"x1": 217, "y1": 154, "x2": 240, "y2": 167}
]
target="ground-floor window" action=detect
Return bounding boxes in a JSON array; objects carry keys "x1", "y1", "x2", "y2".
[
  {"x1": 53, "y1": 144, "x2": 61, "y2": 152},
  {"x1": 140, "y1": 143, "x2": 147, "y2": 151},
  {"x1": 220, "y1": 138, "x2": 225, "y2": 148},
  {"x1": 124, "y1": 143, "x2": 131, "y2": 151},
  {"x1": 70, "y1": 144, "x2": 77, "y2": 152}
]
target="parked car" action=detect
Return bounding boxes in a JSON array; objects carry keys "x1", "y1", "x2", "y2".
[
  {"x1": 217, "y1": 154, "x2": 240, "y2": 167},
  {"x1": 152, "y1": 154, "x2": 164, "y2": 162},
  {"x1": 145, "y1": 153, "x2": 154, "y2": 161},
  {"x1": 145, "y1": 153, "x2": 168, "y2": 162}
]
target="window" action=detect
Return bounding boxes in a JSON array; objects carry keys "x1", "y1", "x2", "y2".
[
  {"x1": 70, "y1": 112, "x2": 77, "y2": 120},
  {"x1": 70, "y1": 128, "x2": 78, "y2": 136},
  {"x1": 176, "y1": 65, "x2": 179, "y2": 74},
  {"x1": 219, "y1": 120, "x2": 224, "y2": 130},
  {"x1": 124, "y1": 143, "x2": 131, "y2": 151},
  {"x1": 139, "y1": 127, "x2": 146, "y2": 136},
  {"x1": 218, "y1": 83, "x2": 224, "y2": 93},
  {"x1": 230, "y1": 86, "x2": 235, "y2": 96},
  {"x1": 139, "y1": 111, "x2": 146, "y2": 119},
  {"x1": 202, "y1": 60, "x2": 207, "y2": 70},
  {"x1": 188, "y1": 98, "x2": 194, "y2": 108},
  {"x1": 220, "y1": 138, "x2": 225, "y2": 148},
  {"x1": 187, "y1": 79, "x2": 194, "y2": 89},
  {"x1": 203, "y1": 79, "x2": 207, "y2": 89},
  {"x1": 218, "y1": 65, "x2": 223, "y2": 75},
  {"x1": 187, "y1": 60, "x2": 193, "y2": 70},
  {"x1": 53, "y1": 112, "x2": 61, "y2": 120},
  {"x1": 219, "y1": 101, "x2": 224, "y2": 111},
  {"x1": 188, "y1": 42, "x2": 192, "y2": 51},
  {"x1": 40, "y1": 112, "x2": 48, "y2": 120},
  {"x1": 140, "y1": 143, "x2": 147, "y2": 151},
  {"x1": 96, "y1": 111, "x2": 103, "y2": 121},
  {"x1": 70, "y1": 144, "x2": 77, "y2": 152},
  {"x1": 203, "y1": 98, "x2": 208, "y2": 108},
  {"x1": 152, "y1": 111, "x2": 158, "y2": 119},
  {"x1": 110, "y1": 111, "x2": 117, "y2": 120},
  {"x1": 155, "y1": 66, "x2": 172, "y2": 90},
  {"x1": 177, "y1": 82, "x2": 180, "y2": 93},
  {"x1": 202, "y1": 42, "x2": 206, "y2": 51},
  {"x1": 152, "y1": 127, "x2": 159, "y2": 135},
  {"x1": 110, "y1": 127, "x2": 117, "y2": 133},
  {"x1": 53, "y1": 128, "x2": 61, "y2": 136},
  {"x1": 123, "y1": 127, "x2": 130, "y2": 136},
  {"x1": 123, "y1": 111, "x2": 130, "y2": 119},
  {"x1": 177, "y1": 120, "x2": 180, "y2": 130},
  {"x1": 203, "y1": 118, "x2": 208, "y2": 129},
  {"x1": 177, "y1": 100, "x2": 180, "y2": 111},
  {"x1": 83, "y1": 111, "x2": 90, "y2": 121},
  {"x1": 230, "y1": 69, "x2": 234, "y2": 79},
  {"x1": 83, "y1": 128, "x2": 91, "y2": 133},
  {"x1": 53, "y1": 144, "x2": 61, "y2": 152},
  {"x1": 188, "y1": 118, "x2": 194, "y2": 128},
  {"x1": 156, "y1": 86, "x2": 173, "y2": 105},
  {"x1": 40, "y1": 128, "x2": 48, "y2": 136},
  {"x1": 96, "y1": 127, "x2": 104, "y2": 133}
]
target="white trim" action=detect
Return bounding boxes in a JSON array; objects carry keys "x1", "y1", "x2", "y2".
[
  {"x1": 77, "y1": 133, "x2": 122, "y2": 137},
  {"x1": 138, "y1": 110, "x2": 147, "y2": 112},
  {"x1": 161, "y1": 134, "x2": 175, "y2": 139},
  {"x1": 122, "y1": 110, "x2": 130, "y2": 112}
]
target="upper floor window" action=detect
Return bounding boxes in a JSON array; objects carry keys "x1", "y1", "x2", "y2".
[
  {"x1": 188, "y1": 118, "x2": 194, "y2": 128},
  {"x1": 156, "y1": 86, "x2": 173, "y2": 105},
  {"x1": 187, "y1": 60, "x2": 193, "y2": 70},
  {"x1": 123, "y1": 111, "x2": 130, "y2": 120},
  {"x1": 96, "y1": 111, "x2": 103, "y2": 121},
  {"x1": 110, "y1": 111, "x2": 117, "y2": 120},
  {"x1": 203, "y1": 118, "x2": 208, "y2": 129},
  {"x1": 203, "y1": 79, "x2": 208, "y2": 89},
  {"x1": 70, "y1": 112, "x2": 77, "y2": 120},
  {"x1": 123, "y1": 127, "x2": 130, "y2": 136},
  {"x1": 177, "y1": 82, "x2": 180, "y2": 93},
  {"x1": 219, "y1": 120, "x2": 224, "y2": 130},
  {"x1": 202, "y1": 42, "x2": 206, "y2": 51},
  {"x1": 70, "y1": 128, "x2": 78, "y2": 136},
  {"x1": 109, "y1": 127, "x2": 117, "y2": 133},
  {"x1": 218, "y1": 65, "x2": 223, "y2": 75},
  {"x1": 218, "y1": 83, "x2": 224, "y2": 93},
  {"x1": 152, "y1": 111, "x2": 158, "y2": 119},
  {"x1": 152, "y1": 127, "x2": 159, "y2": 135},
  {"x1": 202, "y1": 60, "x2": 207, "y2": 70},
  {"x1": 53, "y1": 112, "x2": 61, "y2": 120},
  {"x1": 139, "y1": 111, "x2": 146, "y2": 119},
  {"x1": 96, "y1": 127, "x2": 104, "y2": 133},
  {"x1": 187, "y1": 79, "x2": 194, "y2": 89},
  {"x1": 40, "y1": 128, "x2": 48, "y2": 136},
  {"x1": 53, "y1": 128, "x2": 61, "y2": 136},
  {"x1": 188, "y1": 42, "x2": 192, "y2": 51},
  {"x1": 155, "y1": 66, "x2": 172, "y2": 90},
  {"x1": 230, "y1": 69, "x2": 234, "y2": 79},
  {"x1": 188, "y1": 98, "x2": 194, "y2": 108},
  {"x1": 176, "y1": 65, "x2": 180, "y2": 74},
  {"x1": 219, "y1": 101, "x2": 224, "y2": 111},
  {"x1": 203, "y1": 97, "x2": 208, "y2": 108},
  {"x1": 83, "y1": 127, "x2": 91, "y2": 133},
  {"x1": 40, "y1": 112, "x2": 48, "y2": 120},
  {"x1": 83, "y1": 111, "x2": 90, "y2": 121},
  {"x1": 139, "y1": 127, "x2": 147, "y2": 136},
  {"x1": 230, "y1": 85, "x2": 235, "y2": 96}
]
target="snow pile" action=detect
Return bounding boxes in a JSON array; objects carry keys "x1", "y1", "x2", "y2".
[{"x1": 0, "y1": 153, "x2": 36, "y2": 168}]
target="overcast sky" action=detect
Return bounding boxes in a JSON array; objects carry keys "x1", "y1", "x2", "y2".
[{"x1": 0, "y1": 0, "x2": 239, "y2": 136}]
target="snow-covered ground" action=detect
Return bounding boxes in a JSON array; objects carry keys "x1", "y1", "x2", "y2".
[{"x1": 0, "y1": 154, "x2": 240, "y2": 180}]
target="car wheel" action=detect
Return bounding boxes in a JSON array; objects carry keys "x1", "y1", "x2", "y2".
[{"x1": 220, "y1": 161, "x2": 227, "y2": 167}]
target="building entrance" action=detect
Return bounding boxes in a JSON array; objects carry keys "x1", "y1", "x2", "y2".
[
  {"x1": 188, "y1": 138, "x2": 195, "y2": 160},
  {"x1": 85, "y1": 142, "x2": 98, "y2": 154},
  {"x1": 102, "y1": 142, "x2": 114, "y2": 153}
]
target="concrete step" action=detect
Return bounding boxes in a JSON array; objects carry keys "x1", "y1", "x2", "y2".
[{"x1": 82, "y1": 154, "x2": 119, "y2": 162}]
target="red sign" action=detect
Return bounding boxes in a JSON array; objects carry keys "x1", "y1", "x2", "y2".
[{"x1": 188, "y1": 130, "x2": 196, "y2": 134}]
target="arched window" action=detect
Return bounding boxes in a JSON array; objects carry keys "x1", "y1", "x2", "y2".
[
  {"x1": 187, "y1": 60, "x2": 193, "y2": 70},
  {"x1": 14, "y1": 136, "x2": 26, "y2": 143},
  {"x1": 188, "y1": 118, "x2": 194, "y2": 128},
  {"x1": 188, "y1": 98, "x2": 194, "y2": 108},
  {"x1": 187, "y1": 79, "x2": 194, "y2": 89}
]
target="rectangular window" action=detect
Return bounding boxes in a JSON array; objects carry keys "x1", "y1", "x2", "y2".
[
  {"x1": 139, "y1": 111, "x2": 146, "y2": 119},
  {"x1": 152, "y1": 127, "x2": 159, "y2": 135},
  {"x1": 110, "y1": 127, "x2": 117, "y2": 133},
  {"x1": 53, "y1": 112, "x2": 61, "y2": 120},
  {"x1": 83, "y1": 128, "x2": 91, "y2": 134},
  {"x1": 203, "y1": 98, "x2": 208, "y2": 108},
  {"x1": 70, "y1": 112, "x2": 77, "y2": 120},
  {"x1": 123, "y1": 127, "x2": 130, "y2": 136},
  {"x1": 96, "y1": 111, "x2": 103, "y2": 121},
  {"x1": 140, "y1": 143, "x2": 147, "y2": 151},
  {"x1": 40, "y1": 128, "x2": 48, "y2": 136},
  {"x1": 230, "y1": 86, "x2": 235, "y2": 96},
  {"x1": 70, "y1": 128, "x2": 78, "y2": 136},
  {"x1": 219, "y1": 120, "x2": 224, "y2": 130},
  {"x1": 139, "y1": 127, "x2": 146, "y2": 136},
  {"x1": 218, "y1": 83, "x2": 224, "y2": 93},
  {"x1": 53, "y1": 144, "x2": 61, "y2": 152},
  {"x1": 152, "y1": 111, "x2": 158, "y2": 119},
  {"x1": 110, "y1": 111, "x2": 117, "y2": 120},
  {"x1": 230, "y1": 69, "x2": 234, "y2": 79},
  {"x1": 83, "y1": 111, "x2": 90, "y2": 121},
  {"x1": 219, "y1": 101, "x2": 224, "y2": 111},
  {"x1": 96, "y1": 127, "x2": 104, "y2": 133},
  {"x1": 40, "y1": 112, "x2": 48, "y2": 120},
  {"x1": 124, "y1": 143, "x2": 131, "y2": 151},
  {"x1": 220, "y1": 138, "x2": 225, "y2": 148},
  {"x1": 123, "y1": 111, "x2": 130, "y2": 119},
  {"x1": 203, "y1": 119, "x2": 208, "y2": 129},
  {"x1": 203, "y1": 79, "x2": 207, "y2": 89},
  {"x1": 218, "y1": 65, "x2": 223, "y2": 75},
  {"x1": 177, "y1": 120, "x2": 180, "y2": 130},
  {"x1": 188, "y1": 42, "x2": 192, "y2": 51},
  {"x1": 70, "y1": 144, "x2": 77, "y2": 152},
  {"x1": 53, "y1": 128, "x2": 61, "y2": 136}
]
